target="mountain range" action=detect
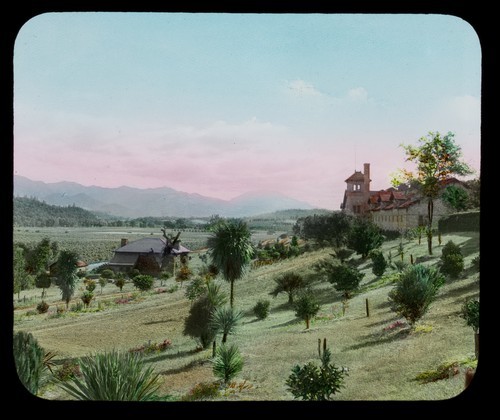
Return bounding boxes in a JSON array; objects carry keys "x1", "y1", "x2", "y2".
[{"x1": 13, "y1": 175, "x2": 315, "y2": 218}]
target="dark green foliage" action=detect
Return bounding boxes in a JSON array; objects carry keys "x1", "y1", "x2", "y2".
[
  {"x1": 55, "y1": 250, "x2": 79, "y2": 308},
  {"x1": 100, "y1": 269, "x2": 114, "y2": 279},
  {"x1": 13, "y1": 196, "x2": 103, "y2": 227},
  {"x1": 331, "y1": 247, "x2": 355, "y2": 263},
  {"x1": 183, "y1": 295, "x2": 217, "y2": 349},
  {"x1": 442, "y1": 185, "x2": 469, "y2": 212},
  {"x1": 294, "y1": 291, "x2": 320, "y2": 329},
  {"x1": 185, "y1": 277, "x2": 207, "y2": 302},
  {"x1": 328, "y1": 264, "x2": 364, "y2": 299},
  {"x1": 114, "y1": 276, "x2": 126, "y2": 292},
  {"x1": 461, "y1": 298, "x2": 479, "y2": 333},
  {"x1": 212, "y1": 344, "x2": 244, "y2": 385},
  {"x1": 440, "y1": 241, "x2": 464, "y2": 279},
  {"x1": 36, "y1": 301, "x2": 49, "y2": 314},
  {"x1": 84, "y1": 279, "x2": 97, "y2": 292},
  {"x1": 208, "y1": 219, "x2": 253, "y2": 308},
  {"x1": 55, "y1": 360, "x2": 81, "y2": 382},
  {"x1": 209, "y1": 306, "x2": 242, "y2": 343},
  {"x1": 370, "y1": 250, "x2": 388, "y2": 277},
  {"x1": 464, "y1": 178, "x2": 480, "y2": 209},
  {"x1": 388, "y1": 264, "x2": 445, "y2": 326},
  {"x1": 175, "y1": 264, "x2": 193, "y2": 286},
  {"x1": 133, "y1": 274, "x2": 155, "y2": 291},
  {"x1": 286, "y1": 347, "x2": 347, "y2": 401},
  {"x1": 57, "y1": 350, "x2": 162, "y2": 401},
  {"x1": 13, "y1": 331, "x2": 46, "y2": 395},
  {"x1": 471, "y1": 255, "x2": 480, "y2": 271},
  {"x1": 347, "y1": 218, "x2": 384, "y2": 258},
  {"x1": 270, "y1": 272, "x2": 306, "y2": 303},
  {"x1": 134, "y1": 254, "x2": 161, "y2": 276},
  {"x1": 294, "y1": 212, "x2": 352, "y2": 247},
  {"x1": 253, "y1": 299, "x2": 270, "y2": 320},
  {"x1": 35, "y1": 272, "x2": 52, "y2": 298},
  {"x1": 81, "y1": 290, "x2": 94, "y2": 308}
]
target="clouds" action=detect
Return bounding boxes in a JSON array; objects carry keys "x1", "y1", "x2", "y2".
[{"x1": 287, "y1": 79, "x2": 324, "y2": 97}]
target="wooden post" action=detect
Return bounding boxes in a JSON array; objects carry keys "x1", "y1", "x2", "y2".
[
  {"x1": 318, "y1": 338, "x2": 321, "y2": 358},
  {"x1": 365, "y1": 298, "x2": 370, "y2": 317},
  {"x1": 323, "y1": 338, "x2": 327, "y2": 353},
  {"x1": 212, "y1": 340, "x2": 216, "y2": 358},
  {"x1": 474, "y1": 332, "x2": 479, "y2": 359},
  {"x1": 410, "y1": 254, "x2": 414, "y2": 264}
]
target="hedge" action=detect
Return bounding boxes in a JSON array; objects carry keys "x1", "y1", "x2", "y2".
[{"x1": 438, "y1": 211, "x2": 479, "y2": 233}]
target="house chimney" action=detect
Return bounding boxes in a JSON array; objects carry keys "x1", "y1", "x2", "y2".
[
  {"x1": 121, "y1": 238, "x2": 128, "y2": 247},
  {"x1": 363, "y1": 163, "x2": 370, "y2": 192}
]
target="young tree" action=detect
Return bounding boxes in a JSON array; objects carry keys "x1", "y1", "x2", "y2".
[
  {"x1": 55, "y1": 250, "x2": 79, "y2": 308},
  {"x1": 388, "y1": 264, "x2": 445, "y2": 327},
  {"x1": 14, "y1": 246, "x2": 27, "y2": 299},
  {"x1": 440, "y1": 240, "x2": 464, "y2": 279},
  {"x1": 347, "y1": 218, "x2": 384, "y2": 259},
  {"x1": 35, "y1": 272, "x2": 52, "y2": 299},
  {"x1": 133, "y1": 274, "x2": 154, "y2": 291},
  {"x1": 370, "y1": 250, "x2": 388, "y2": 277},
  {"x1": 461, "y1": 298, "x2": 479, "y2": 358},
  {"x1": 270, "y1": 272, "x2": 307, "y2": 304},
  {"x1": 294, "y1": 291, "x2": 320, "y2": 329},
  {"x1": 212, "y1": 344, "x2": 244, "y2": 386},
  {"x1": 209, "y1": 306, "x2": 243, "y2": 344},
  {"x1": 327, "y1": 263, "x2": 364, "y2": 299},
  {"x1": 393, "y1": 131, "x2": 473, "y2": 254},
  {"x1": 27, "y1": 237, "x2": 58, "y2": 275},
  {"x1": 208, "y1": 219, "x2": 253, "y2": 308},
  {"x1": 294, "y1": 212, "x2": 352, "y2": 248}
]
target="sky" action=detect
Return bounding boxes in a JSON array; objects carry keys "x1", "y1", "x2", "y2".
[{"x1": 13, "y1": 13, "x2": 481, "y2": 210}]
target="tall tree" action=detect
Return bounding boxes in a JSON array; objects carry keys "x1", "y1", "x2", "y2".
[
  {"x1": 208, "y1": 219, "x2": 253, "y2": 308},
  {"x1": 393, "y1": 132, "x2": 473, "y2": 254},
  {"x1": 55, "y1": 250, "x2": 79, "y2": 308},
  {"x1": 14, "y1": 246, "x2": 27, "y2": 299}
]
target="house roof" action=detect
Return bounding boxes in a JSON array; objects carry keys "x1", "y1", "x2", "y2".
[
  {"x1": 344, "y1": 171, "x2": 366, "y2": 183},
  {"x1": 114, "y1": 237, "x2": 191, "y2": 254}
]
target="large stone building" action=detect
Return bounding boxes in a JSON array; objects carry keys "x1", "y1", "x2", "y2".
[{"x1": 340, "y1": 163, "x2": 464, "y2": 231}]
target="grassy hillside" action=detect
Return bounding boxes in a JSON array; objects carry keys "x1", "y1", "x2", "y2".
[{"x1": 13, "y1": 231, "x2": 479, "y2": 401}]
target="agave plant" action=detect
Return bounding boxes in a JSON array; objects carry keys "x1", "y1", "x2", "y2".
[
  {"x1": 212, "y1": 343, "x2": 244, "y2": 385},
  {"x1": 209, "y1": 306, "x2": 242, "y2": 343},
  {"x1": 58, "y1": 350, "x2": 162, "y2": 401}
]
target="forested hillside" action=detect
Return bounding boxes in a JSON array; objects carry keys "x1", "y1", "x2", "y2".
[{"x1": 13, "y1": 197, "x2": 104, "y2": 227}]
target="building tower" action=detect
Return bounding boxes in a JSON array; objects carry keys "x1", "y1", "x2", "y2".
[{"x1": 340, "y1": 163, "x2": 371, "y2": 216}]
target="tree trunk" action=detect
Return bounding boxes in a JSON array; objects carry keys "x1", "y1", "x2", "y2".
[
  {"x1": 427, "y1": 198, "x2": 434, "y2": 255},
  {"x1": 212, "y1": 340, "x2": 216, "y2": 358},
  {"x1": 474, "y1": 331, "x2": 479, "y2": 359},
  {"x1": 230, "y1": 280, "x2": 234, "y2": 308},
  {"x1": 288, "y1": 293, "x2": 293, "y2": 304},
  {"x1": 222, "y1": 332, "x2": 228, "y2": 344},
  {"x1": 305, "y1": 317, "x2": 310, "y2": 329}
]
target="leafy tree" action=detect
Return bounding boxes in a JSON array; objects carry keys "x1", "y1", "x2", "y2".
[
  {"x1": 35, "y1": 272, "x2": 52, "y2": 299},
  {"x1": 209, "y1": 306, "x2": 242, "y2": 344},
  {"x1": 461, "y1": 298, "x2": 479, "y2": 334},
  {"x1": 347, "y1": 218, "x2": 383, "y2": 259},
  {"x1": 185, "y1": 277, "x2": 208, "y2": 302},
  {"x1": 14, "y1": 246, "x2": 28, "y2": 299},
  {"x1": 295, "y1": 212, "x2": 352, "y2": 247},
  {"x1": 393, "y1": 131, "x2": 473, "y2": 254},
  {"x1": 81, "y1": 290, "x2": 94, "y2": 308},
  {"x1": 208, "y1": 219, "x2": 253, "y2": 308},
  {"x1": 175, "y1": 264, "x2": 192, "y2": 287},
  {"x1": 253, "y1": 299, "x2": 270, "y2": 320},
  {"x1": 55, "y1": 250, "x2": 79, "y2": 308},
  {"x1": 440, "y1": 240, "x2": 464, "y2": 279},
  {"x1": 370, "y1": 250, "x2": 388, "y2": 277},
  {"x1": 464, "y1": 178, "x2": 480, "y2": 209},
  {"x1": 114, "y1": 276, "x2": 126, "y2": 292},
  {"x1": 286, "y1": 346, "x2": 347, "y2": 401},
  {"x1": 57, "y1": 350, "x2": 162, "y2": 401},
  {"x1": 212, "y1": 344, "x2": 244, "y2": 385},
  {"x1": 442, "y1": 185, "x2": 469, "y2": 212},
  {"x1": 294, "y1": 291, "x2": 320, "y2": 329},
  {"x1": 270, "y1": 272, "x2": 306, "y2": 304},
  {"x1": 101, "y1": 269, "x2": 114, "y2": 280},
  {"x1": 327, "y1": 263, "x2": 364, "y2": 299},
  {"x1": 98, "y1": 277, "x2": 107, "y2": 294},
  {"x1": 388, "y1": 264, "x2": 445, "y2": 327},
  {"x1": 133, "y1": 274, "x2": 154, "y2": 291}
]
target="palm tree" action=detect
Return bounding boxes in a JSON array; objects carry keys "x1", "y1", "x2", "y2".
[{"x1": 208, "y1": 219, "x2": 253, "y2": 308}]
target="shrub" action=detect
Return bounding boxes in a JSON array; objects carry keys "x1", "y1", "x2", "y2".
[
  {"x1": 294, "y1": 291, "x2": 320, "y2": 329},
  {"x1": 209, "y1": 306, "x2": 242, "y2": 343},
  {"x1": 440, "y1": 241, "x2": 464, "y2": 278},
  {"x1": 370, "y1": 250, "x2": 388, "y2": 277},
  {"x1": 176, "y1": 264, "x2": 192, "y2": 286},
  {"x1": 100, "y1": 269, "x2": 115, "y2": 280},
  {"x1": 183, "y1": 295, "x2": 217, "y2": 349},
  {"x1": 81, "y1": 290, "x2": 94, "y2": 308},
  {"x1": 212, "y1": 344, "x2": 244, "y2": 385},
  {"x1": 270, "y1": 272, "x2": 306, "y2": 304},
  {"x1": 133, "y1": 274, "x2": 155, "y2": 291},
  {"x1": 286, "y1": 346, "x2": 347, "y2": 401},
  {"x1": 36, "y1": 301, "x2": 49, "y2": 314},
  {"x1": 461, "y1": 298, "x2": 479, "y2": 333},
  {"x1": 57, "y1": 350, "x2": 162, "y2": 401},
  {"x1": 55, "y1": 360, "x2": 81, "y2": 381},
  {"x1": 114, "y1": 277, "x2": 126, "y2": 292},
  {"x1": 70, "y1": 301, "x2": 84, "y2": 312},
  {"x1": 185, "y1": 277, "x2": 207, "y2": 302},
  {"x1": 328, "y1": 263, "x2": 364, "y2": 299},
  {"x1": 182, "y1": 382, "x2": 220, "y2": 401},
  {"x1": 13, "y1": 331, "x2": 46, "y2": 395},
  {"x1": 253, "y1": 299, "x2": 270, "y2": 320},
  {"x1": 388, "y1": 264, "x2": 445, "y2": 327},
  {"x1": 129, "y1": 339, "x2": 172, "y2": 355},
  {"x1": 84, "y1": 279, "x2": 96, "y2": 292}
]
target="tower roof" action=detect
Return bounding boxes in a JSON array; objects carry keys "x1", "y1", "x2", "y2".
[{"x1": 344, "y1": 171, "x2": 365, "y2": 183}]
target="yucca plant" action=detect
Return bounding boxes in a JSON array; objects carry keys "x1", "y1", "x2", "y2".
[
  {"x1": 209, "y1": 306, "x2": 242, "y2": 344},
  {"x1": 57, "y1": 350, "x2": 162, "y2": 401},
  {"x1": 13, "y1": 331, "x2": 47, "y2": 395},
  {"x1": 212, "y1": 343, "x2": 244, "y2": 385}
]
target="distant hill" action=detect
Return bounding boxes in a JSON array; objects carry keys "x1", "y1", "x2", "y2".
[
  {"x1": 13, "y1": 197, "x2": 104, "y2": 227},
  {"x1": 13, "y1": 175, "x2": 315, "y2": 218}
]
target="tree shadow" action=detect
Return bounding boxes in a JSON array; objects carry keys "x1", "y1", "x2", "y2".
[
  {"x1": 440, "y1": 280, "x2": 479, "y2": 301},
  {"x1": 143, "y1": 318, "x2": 177, "y2": 325},
  {"x1": 269, "y1": 317, "x2": 302, "y2": 329},
  {"x1": 144, "y1": 347, "x2": 199, "y2": 364},
  {"x1": 375, "y1": 300, "x2": 392, "y2": 310},
  {"x1": 459, "y1": 236, "x2": 480, "y2": 258},
  {"x1": 158, "y1": 357, "x2": 210, "y2": 376},
  {"x1": 343, "y1": 328, "x2": 410, "y2": 351},
  {"x1": 365, "y1": 316, "x2": 400, "y2": 329}
]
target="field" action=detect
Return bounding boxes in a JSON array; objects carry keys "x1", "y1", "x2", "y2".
[{"x1": 13, "y1": 229, "x2": 480, "y2": 401}]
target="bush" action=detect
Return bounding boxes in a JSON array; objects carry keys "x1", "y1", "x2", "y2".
[
  {"x1": 185, "y1": 277, "x2": 207, "y2": 302},
  {"x1": 81, "y1": 290, "x2": 94, "y2": 308},
  {"x1": 328, "y1": 263, "x2": 364, "y2": 299},
  {"x1": 133, "y1": 274, "x2": 155, "y2": 291},
  {"x1": 114, "y1": 277, "x2": 126, "y2": 292},
  {"x1": 182, "y1": 382, "x2": 220, "y2": 401},
  {"x1": 84, "y1": 279, "x2": 96, "y2": 292},
  {"x1": 253, "y1": 299, "x2": 270, "y2": 320},
  {"x1": 388, "y1": 264, "x2": 445, "y2": 327},
  {"x1": 212, "y1": 344, "x2": 244, "y2": 385},
  {"x1": 13, "y1": 331, "x2": 46, "y2": 395},
  {"x1": 286, "y1": 346, "x2": 347, "y2": 401},
  {"x1": 440, "y1": 241, "x2": 464, "y2": 279},
  {"x1": 36, "y1": 301, "x2": 49, "y2": 314},
  {"x1": 294, "y1": 291, "x2": 320, "y2": 329},
  {"x1": 461, "y1": 298, "x2": 479, "y2": 333},
  {"x1": 370, "y1": 250, "x2": 388, "y2": 277},
  {"x1": 55, "y1": 360, "x2": 81, "y2": 381},
  {"x1": 100, "y1": 269, "x2": 115, "y2": 280},
  {"x1": 57, "y1": 350, "x2": 162, "y2": 401}
]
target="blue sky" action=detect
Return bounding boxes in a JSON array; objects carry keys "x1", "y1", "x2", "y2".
[{"x1": 14, "y1": 13, "x2": 481, "y2": 209}]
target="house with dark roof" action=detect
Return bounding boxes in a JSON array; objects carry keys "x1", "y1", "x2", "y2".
[
  {"x1": 108, "y1": 237, "x2": 190, "y2": 275},
  {"x1": 341, "y1": 163, "x2": 466, "y2": 231}
]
